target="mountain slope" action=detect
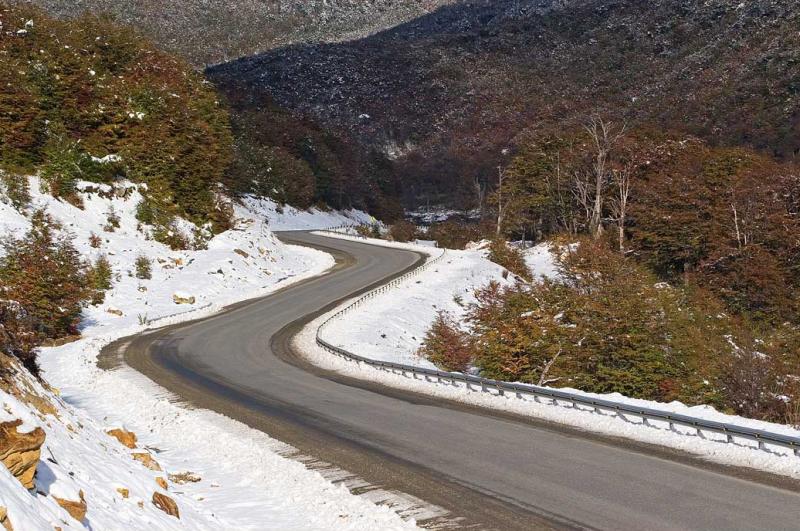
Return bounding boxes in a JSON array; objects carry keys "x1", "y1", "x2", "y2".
[
  {"x1": 208, "y1": 0, "x2": 800, "y2": 207},
  {"x1": 10, "y1": 0, "x2": 455, "y2": 66}
]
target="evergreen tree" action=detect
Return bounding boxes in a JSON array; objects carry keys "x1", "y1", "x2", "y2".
[{"x1": 0, "y1": 210, "x2": 90, "y2": 339}]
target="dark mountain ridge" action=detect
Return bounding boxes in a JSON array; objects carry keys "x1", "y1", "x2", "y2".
[{"x1": 209, "y1": 0, "x2": 800, "y2": 207}]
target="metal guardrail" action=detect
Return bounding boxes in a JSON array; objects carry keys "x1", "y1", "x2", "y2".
[{"x1": 314, "y1": 228, "x2": 800, "y2": 457}]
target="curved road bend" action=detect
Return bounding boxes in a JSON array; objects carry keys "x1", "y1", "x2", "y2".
[{"x1": 101, "y1": 231, "x2": 800, "y2": 530}]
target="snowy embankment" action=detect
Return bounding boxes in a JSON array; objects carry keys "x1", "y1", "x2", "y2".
[
  {"x1": 299, "y1": 233, "x2": 800, "y2": 480},
  {"x1": 0, "y1": 180, "x2": 416, "y2": 530}
]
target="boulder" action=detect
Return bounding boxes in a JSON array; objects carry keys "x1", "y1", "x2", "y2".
[
  {"x1": 106, "y1": 308, "x2": 123, "y2": 317},
  {"x1": 152, "y1": 492, "x2": 179, "y2": 519},
  {"x1": 131, "y1": 452, "x2": 161, "y2": 471},
  {"x1": 233, "y1": 248, "x2": 249, "y2": 258},
  {"x1": 54, "y1": 490, "x2": 86, "y2": 522},
  {"x1": 155, "y1": 477, "x2": 168, "y2": 490},
  {"x1": 106, "y1": 428, "x2": 137, "y2": 449},
  {"x1": 0, "y1": 420, "x2": 45, "y2": 489},
  {"x1": 116, "y1": 487, "x2": 129, "y2": 499},
  {"x1": 172, "y1": 293, "x2": 195, "y2": 305}
]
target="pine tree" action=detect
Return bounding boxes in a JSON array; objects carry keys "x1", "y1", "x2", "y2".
[{"x1": 0, "y1": 209, "x2": 90, "y2": 339}]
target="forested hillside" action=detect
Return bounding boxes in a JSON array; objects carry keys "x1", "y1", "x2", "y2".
[
  {"x1": 209, "y1": 0, "x2": 800, "y2": 208},
  {"x1": 1, "y1": 3, "x2": 233, "y2": 244}
]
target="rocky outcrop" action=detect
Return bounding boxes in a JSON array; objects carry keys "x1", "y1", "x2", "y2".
[
  {"x1": 155, "y1": 477, "x2": 168, "y2": 490},
  {"x1": 54, "y1": 490, "x2": 86, "y2": 522},
  {"x1": 152, "y1": 492, "x2": 179, "y2": 519},
  {"x1": 131, "y1": 452, "x2": 161, "y2": 471},
  {"x1": 0, "y1": 506, "x2": 13, "y2": 531},
  {"x1": 0, "y1": 420, "x2": 45, "y2": 489},
  {"x1": 106, "y1": 428, "x2": 137, "y2": 449}
]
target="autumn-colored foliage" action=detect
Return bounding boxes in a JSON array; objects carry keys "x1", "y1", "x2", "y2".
[
  {"x1": 487, "y1": 239, "x2": 531, "y2": 281},
  {"x1": 417, "y1": 312, "x2": 473, "y2": 373},
  {"x1": 0, "y1": 210, "x2": 99, "y2": 373},
  {"x1": 388, "y1": 221, "x2": 417, "y2": 243},
  {"x1": 426, "y1": 220, "x2": 488, "y2": 250},
  {"x1": 0, "y1": 3, "x2": 233, "y2": 238}
]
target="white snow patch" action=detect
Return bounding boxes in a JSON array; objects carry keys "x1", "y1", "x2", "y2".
[{"x1": 244, "y1": 196, "x2": 376, "y2": 231}]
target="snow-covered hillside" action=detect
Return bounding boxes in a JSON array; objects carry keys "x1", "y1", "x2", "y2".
[{"x1": 0, "y1": 179, "x2": 416, "y2": 530}]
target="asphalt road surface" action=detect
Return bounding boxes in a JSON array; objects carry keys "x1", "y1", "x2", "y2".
[{"x1": 102, "y1": 231, "x2": 800, "y2": 530}]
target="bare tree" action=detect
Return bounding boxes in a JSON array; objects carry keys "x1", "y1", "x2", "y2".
[
  {"x1": 537, "y1": 348, "x2": 563, "y2": 386},
  {"x1": 610, "y1": 164, "x2": 633, "y2": 253},
  {"x1": 495, "y1": 166, "x2": 507, "y2": 237},
  {"x1": 580, "y1": 117, "x2": 626, "y2": 238},
  {"x1": 474, "y1": 176, "x2": 486, "y2": 217}
]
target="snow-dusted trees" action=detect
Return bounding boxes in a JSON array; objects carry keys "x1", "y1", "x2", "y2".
[{"x1": 0, "y1": 211, "x2": 90, "y2": 341}]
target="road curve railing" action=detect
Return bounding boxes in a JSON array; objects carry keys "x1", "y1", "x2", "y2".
[{"x1": 314, "y1": 227, "x2": 800, "y2": 458}]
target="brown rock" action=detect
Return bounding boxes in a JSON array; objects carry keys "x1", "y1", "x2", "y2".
[
  {"x1": 233, "y1": 248, "x2": 249, "y2": 258},
  {"x1": 152, "y1": 492, "x2": 179, "y2": 519},
  {"x1": 54, "y1": 490, "x2": 86, "y2": 522},
  {"x1": 106, "y1": 428, "x2": 137, "y2": 449},
  {"x1": 172, "y1": 293, "x2": 195, "y2": 305},
  {"x1": 0, "y1": 506, "x2": 13, "y2": 531},
  {"x1": 0, "y1": 420, "x2": 45, "y2": 489},
  {"x1": 155, "y1": 477, "x2": 168, "y2": 490},
  {"x1": 116, "y1": 487, "x2": 129, "y2": 499},
  {"x1": 106, "y1": 308, "x2": 123, "y2": 317},
  {"x1": 131, "y1": 452, "x2": 161, "y2": 471},
  {"x1": 168, "y1": 471, "x2": 201, "y2": 484}
]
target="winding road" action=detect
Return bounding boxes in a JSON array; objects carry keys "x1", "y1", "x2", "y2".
[{"x1": 102, "y1": 231, "x2": 800, "y2": 530}]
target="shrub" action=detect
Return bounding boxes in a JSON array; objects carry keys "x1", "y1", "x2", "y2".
[
  {"x1": 427, "y1": 220, "x2": 486, "y2": 249},
  {"x1": 88, "y1": 232, "x2": 102, "y2": 248},
  {"x1": 417, "y1": 312, "x2": 473, "y2": 373},
  {"x1": 103, "y1": 205, "x2": 121, "y2": 232},
  {"x1": 466, "y1": 240, "x2": 735, "y2": 403},
  {"x1": 89, "y1": 255, "x2": 113, "y2": 291},
  {"x1": 488, "y1": 239, "x2": 531, "y2": 281},
  {"x1": 0, "y1": 172, "x2": 31, "y2": 210},
  {"x1": 0, "y1": 209, "x2": 90, "y2": 340},
  {"x1": 355, "y1": 224, "x2": 381, "y2": 239},
  {"x1": 389, "y1": 220, "x2": 417, "y2": 242},
  {"x1": 135, "y1": 255, "x2": 152, "y2": 280},
  {"x1": 0, "y1": 301, "x2": 41, "y2": 375}
]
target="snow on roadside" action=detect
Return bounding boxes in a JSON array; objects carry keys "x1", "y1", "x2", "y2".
[
  {"x1": 300, "y1": 233, "x2": 800, "y2": 479},
  {"x1": 320, "y1": 238, "x2": 512, "y2": 368},
  {"x1": 0, "y1": 180, "x2": 417, "y2": 530},
  {"x1": 244, "y1": 196, "x2": 376, "y2": 231}
]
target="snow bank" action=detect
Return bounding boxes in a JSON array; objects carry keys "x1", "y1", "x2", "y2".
[
  {"x1": 243, "y1": 196, "x2": 376, "y2": 231},
  {"x1": 0, "y1": 180, "x2": 417, "y2": 530}
]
